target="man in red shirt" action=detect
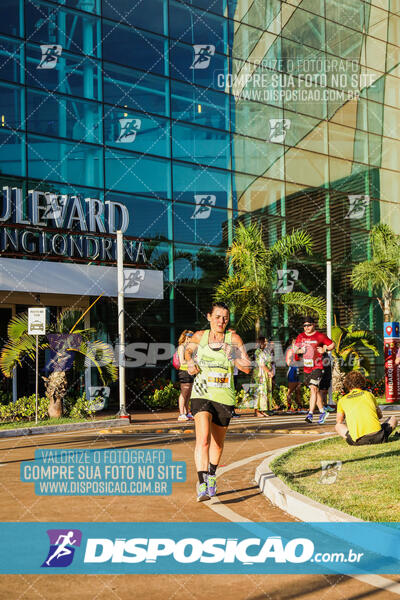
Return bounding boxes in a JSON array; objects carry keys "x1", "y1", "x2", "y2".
[{"x1": 294, "y1": 316, "x2": 335, "y2": 424}]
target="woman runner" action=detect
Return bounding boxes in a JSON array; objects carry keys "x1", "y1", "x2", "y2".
[
  {"x1": 253, "y1": 336, "x2": 274, "y2": 417},
  {"x1": 185, "y1": 302, "x2": 251, "y2": 501}
]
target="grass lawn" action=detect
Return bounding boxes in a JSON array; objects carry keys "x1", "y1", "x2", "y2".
[{"x1": 271, "y1": 433, "x2": 400, "y2": 521}]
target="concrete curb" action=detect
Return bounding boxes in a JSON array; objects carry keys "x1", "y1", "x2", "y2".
[
  {"x1": 0, "y1": 418, "x2": 131, "y2": 439},
  {"x1": 255, "y1": 437, "x2": 363, "y2": 522}
]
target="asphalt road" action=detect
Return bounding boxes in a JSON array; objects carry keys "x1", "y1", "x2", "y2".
[{"x1": 0, "y1": 422, "x2": 399, "y2": 600}]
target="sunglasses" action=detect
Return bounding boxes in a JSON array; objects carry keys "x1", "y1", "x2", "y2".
[
  {"x1": 303, "y1": 323, "x2": 313, "y2": 327},
  {"x1": 186, "y1": 333, "x2": 193, "y2": 337}
]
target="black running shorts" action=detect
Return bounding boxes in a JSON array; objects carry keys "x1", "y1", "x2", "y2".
[
  {"x1": 190, "y1": 398, "x2": 233, "y2": 427},
  {"x1": 304, "y1": 369, "x2": 323, "y2": 388}
]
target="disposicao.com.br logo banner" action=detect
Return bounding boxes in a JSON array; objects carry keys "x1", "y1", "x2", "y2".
[{"x1": 0, "y1": 522, "x2": 399, "y2": 575}]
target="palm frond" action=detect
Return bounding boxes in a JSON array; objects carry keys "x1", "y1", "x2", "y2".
[
  {"x1": 7, "y1": 313, "x2": 29, "y2": 341},
  {"x1": 280, "y1": 292, "x2": 326, "y2": 326},
  {"x1": 74, "y1": 340, "x2": 118, "y2": 385},
  {"x1": 268, "y1": 229, "x2": 313, "y2": 265},
  {"x1": 0, "y1": 335, "x2": 48, "y2": 377}
]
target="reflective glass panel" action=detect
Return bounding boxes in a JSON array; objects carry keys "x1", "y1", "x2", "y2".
[
  {"x1": 171, "y1": 80, "x2": 228, "y2": 130},
  {"x1": 105, "y1": 108, "x2": 170, "y2": 158},
  {"x1": 0, "y1": 0, "x2": 22, "y2": 37},
  {"x1": 172, "y1": 122, "x2": 230, "y2": 169},
  {"x1": 173, "y1": 202, "x2": 234, "y2": 246},
  {"x1": 102, "y1": 0, "x2": 165, "y2": 35},
  {"x1": 172, "y1": 161, "x2": 230, "y2": 207},
  {"x1": 0, "y1": 36, "x2": 24, "y2": 83},
  {"x1": 26, "y1": 43, "x2": 102, "y2": 100},
  {"x1": 0, "y1": 130, "x2": 24, "y2": 176},
  {"x1": 105, "y1": 149, "x2": 171, "y2": 197},
  {"x1": 27, "y1": 89, "x2": 102, "y2": 143},
  {"x1": 102, "y1": 21, "x2": 166, "y2": 76},
  {"x1": 104, "y1": 192, "x2": 171, "y2": 240},
  {"x1": 169, "y1": 41, "x2": 227, "y2": 89},
  {"x1": 169, "y1": 1, "x2": 227, "y2": 55},
  {"x1": 103, "y1": 63, "x2": 169, "y2": 116},
  {"x1": 27, "y1": 134, "x2": 103, "y2": 187},
  {"x1": 25, "y1": 0, "x2": 101, "y2": 58},
  {"x1": 0, "y1": 82, "x2": 22, "y2": 130}
]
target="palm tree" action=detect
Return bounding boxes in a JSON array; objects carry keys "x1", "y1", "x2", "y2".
[
  {"x1": 351, "y1": 224, "x2": 400, "y2": 322},
  {"x1": 215, "y1": 222, "x2": 326, "y2": 337},
  {"x1": 330, "y1": 320, "x2": 379, "y2": 393},
  {"x1": 0, "y1": 309, "x2": 118, "y2": 418}
]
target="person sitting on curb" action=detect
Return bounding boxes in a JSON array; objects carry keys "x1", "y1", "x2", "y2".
[{"x1": 335, "y1": 371, "x2": 398, "y2": 445}]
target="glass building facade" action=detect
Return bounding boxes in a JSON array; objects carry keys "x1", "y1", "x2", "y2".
[{"x1": 0, "y1": 0, "x2": 399, "y2": 394}]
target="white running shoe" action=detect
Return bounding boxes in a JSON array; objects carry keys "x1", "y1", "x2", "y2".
[{"x1": 178, "y1": 414, "x2": 189, "y2": 421}]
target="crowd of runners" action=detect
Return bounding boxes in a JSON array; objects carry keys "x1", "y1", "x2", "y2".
[{"x1": 173, "y1": 302, "x2": 397, "y2": 502}]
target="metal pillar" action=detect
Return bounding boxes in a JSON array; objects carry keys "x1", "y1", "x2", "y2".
[{"x1": 117, "y1": 231, "x2": 128, "y2": 417}]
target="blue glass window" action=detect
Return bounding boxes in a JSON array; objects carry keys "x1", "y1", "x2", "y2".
[
  {"x1": 105, "y1": 108, "x2": 170, "y2": 158},
  {"x1": 0, "y1": 130, "x2": 25, "y2": 176},
  {"x1": 26, "y1": 43, "x2": 102, "y2": 100},
  {"x1": 169, "y1": 1, "x2": 227, "y2": 55},
  {"x1": 190, "y1": 0, "x2": 225, "y2": 16},
  {"x1": 105, "y1": 149, "x2": 171, "y2": 197},
  {"x1": 56, "y1": 0, "x2": 100, "y2": 14},
  {"x1": 0, "y1": 82, "x2": 23, "y2": 130},
  {"x1": 102, "y1": 0, "x2": 166, "y2": 36},
  {"x1": 0, "y1": 0, "x2": 22, "y2": 38},
  {"x1": 25, "y1": 0, "x2": 101, "y2": 58},
  {"x1": 172, "y1": 161, "x2": 230, "y2": 207},
  {"x1": 105, "y1": 193, "x2": 171, "y2": 240},
  {"x1": 173, "y1": 202, "x2": 233, "y2": 246},
  {"x1": 172, "y1": 122, "x2": 230, "y2": 169},
  {"x1": 0, "y1": 36, "x2": 24, "y2": 83},
  {"x1": 170, "y1": 41, "x2": 227, "y2": 89},
  {"x1": 102, "y1": 21, "x2": 166, "y2": 76},
  {"x1": 171, "y1": 80, "x2": 228, "y2": 130},
  {"x1": 27, "y1": 134, "x2": 103, "y2": 187},
  {"x1": 27, "y1": 89, "x2": 102, "y2": 143},
  {"x1": 103, "y1": 63, "x2": 169, "y2": 116}
]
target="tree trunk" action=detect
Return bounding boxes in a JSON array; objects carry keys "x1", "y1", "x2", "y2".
[
  {"x1": 43, "y1": 371, "x2": 68, "y2": 418},
  {"x1": 331, "y1": 357, "x2": 345, "y2": 395},
  {"x1": 383, "y1": 291, "x2": 392, "y2": 323},
  {"x1": 255, "y1": 317, "x2": 260, "y2": 341}
]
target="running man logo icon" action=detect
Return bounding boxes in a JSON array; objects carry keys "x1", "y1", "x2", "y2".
[
  {"x1": 191, "y1": 194, "x2": 217, "y2": 219},
  {"x1": 190, "y1": 45, "x2": 215, "y2": 69},
  {"x1": 124, "y1": 269, "x2": 145, "y2": 294},
  {"x1": 89, "y1": 386, "x2": 110, "y2": 411},
  {"x1": 275, "y1": 269, "x2": 299, "y2": 294},
  {"x1": 345, "y1": 195, "x2": 369, "y2": 219},
  {"x1": 269, "y1": 119, "x2": 291, "y2": 143},
  {"x1": 116, "y1": 118, "x2": 142, "y2": 143},
  {"x1": 319, "y1": 461, "x2": 342, "y2": 485},
  {"x1": 42, "y1": 529, "x2": 82, "y2": 568},
  {"x1": 37, "y1": 45, "x2": 63, "y2": 69}
]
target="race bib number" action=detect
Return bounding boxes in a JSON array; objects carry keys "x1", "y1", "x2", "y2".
[
  {"x1": 207, "y1": 371, "x2": 231, "y2": 388},
  {"x1": 304, "y1": 358, "x2": 314, "y2": 368}
]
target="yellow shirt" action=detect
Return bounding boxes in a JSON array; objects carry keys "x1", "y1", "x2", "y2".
[{"x1": 337, "y1": 388, "x2": 381, "y2": 441}]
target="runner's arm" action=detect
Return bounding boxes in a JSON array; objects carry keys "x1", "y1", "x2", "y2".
[
  {"x1": 184, "y1": 331, "x2": 203, "y2": 375},
  {"x1": 336, "y1": 412, "x2": 345, "y2": 424},
  {"x1": 231, "y1": 333, "x2": 251, "y2": 374}
]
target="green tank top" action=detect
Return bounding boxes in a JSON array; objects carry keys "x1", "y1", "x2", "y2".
[{"x1": 191, "y1": 330, "x2": 235, "y2": 405}]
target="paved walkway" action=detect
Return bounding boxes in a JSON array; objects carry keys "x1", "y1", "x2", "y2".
[{"x1": 0, "y1": 423, "x2": 399, "y2": 598}]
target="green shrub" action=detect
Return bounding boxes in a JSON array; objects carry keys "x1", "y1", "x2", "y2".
[
  {"x1": 145, "y1": 382, "x2": 180, "y2": 410},
  {"x1": 0, "y1": 392, "x2": 95, "y2": 423},
  {"x1": 0, "y1": 391, "x2": 12, "y2": 406},
  {"x1": 64, "y1": 393, "x2": 95, "y2": 419},
  {"x1": 0, "y1": 395, "x2": 49, "y2": 422}
]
